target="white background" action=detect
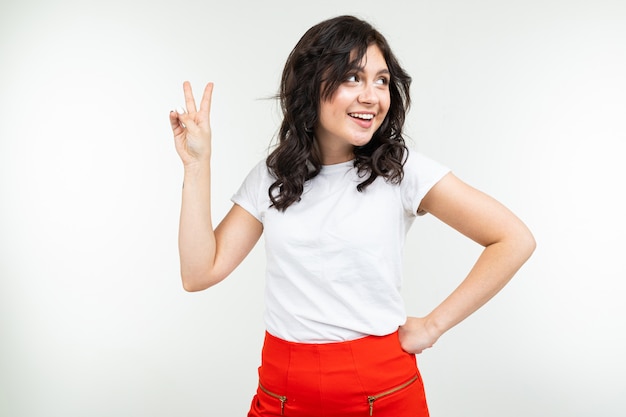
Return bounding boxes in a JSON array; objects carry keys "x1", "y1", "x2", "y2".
[{"x1": 1, "y1": 0, "x2": 625, "y2": 416}]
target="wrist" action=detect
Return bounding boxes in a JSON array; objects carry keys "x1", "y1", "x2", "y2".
[
  {"x1": 423, "y1": 315, "x2": 446, "y2": 341},
  {"x1": 183, "y1": 157, "x2": 210, "y2": 174},
  {"x1": 182, "y1": 159, "x2": 211, "y2": 186}
]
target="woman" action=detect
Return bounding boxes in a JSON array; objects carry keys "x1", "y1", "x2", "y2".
[{"x1": 169, "y1": 15, "x2": 535, "y2": 417}]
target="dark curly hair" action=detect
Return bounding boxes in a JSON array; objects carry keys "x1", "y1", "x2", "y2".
[{"x1": 267, "y1": 15, "x2": 412, "y2": 211}]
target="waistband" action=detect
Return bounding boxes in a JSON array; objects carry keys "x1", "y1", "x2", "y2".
[{"x1": 259, "y1": 330, "x2": 418, "y2": 396}]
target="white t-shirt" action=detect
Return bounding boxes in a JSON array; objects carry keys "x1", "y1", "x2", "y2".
[{"x1": 231, "y1": 150, "x2": 450, "y2": 343}]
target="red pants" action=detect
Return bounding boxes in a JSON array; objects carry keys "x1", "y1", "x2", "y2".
[{"x1": 247, "y1": 330, "x2": 429, "y2": 417}]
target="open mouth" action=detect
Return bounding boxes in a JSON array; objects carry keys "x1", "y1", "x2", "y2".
[
  {"x1": 348, "y1": 112, "x2": 374, "y2": 120},
  {"x1": 348, "y1": 112, "x2": 375, "y2": 129}
]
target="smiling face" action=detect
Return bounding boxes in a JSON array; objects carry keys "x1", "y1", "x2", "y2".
[{"x1": 314, "y1": 44, "x2": 391, "y2": 165}]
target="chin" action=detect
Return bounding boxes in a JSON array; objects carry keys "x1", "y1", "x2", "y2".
[{"x1": 352, "y1": 137, "x2": 374, "y2": 147}]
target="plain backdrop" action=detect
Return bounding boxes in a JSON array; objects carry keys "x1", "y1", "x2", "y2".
[{"x1": 1, "y1": 0, "x2": 625, "y2": 416}]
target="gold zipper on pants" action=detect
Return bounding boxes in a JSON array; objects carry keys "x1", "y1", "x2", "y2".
[
  {"x1": 259, "y1": 374, "x2": 418, "y2": 416},
  {"x1": 259, "y1": 383, "x2": 287, "y2": 415},
  {"x1": 367, "y1": 374, "x2": 419, "y2": 416}
]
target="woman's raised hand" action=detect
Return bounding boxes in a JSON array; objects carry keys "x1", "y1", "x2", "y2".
[{"x1": 169, "y1": 81, "x2": 214, "y2": 166}]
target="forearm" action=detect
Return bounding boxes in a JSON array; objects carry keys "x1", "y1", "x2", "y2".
[
  {"x1": 425, "y1": 233, "x2": 535, "y2": 337},
  {"x1": 178, "y1": 161, "x2": 216, "y2": 291}
]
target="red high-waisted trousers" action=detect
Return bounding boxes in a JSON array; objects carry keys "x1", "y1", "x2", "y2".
[{"x1": 247, "y1": 330, "x2": 429, "y2": 417}]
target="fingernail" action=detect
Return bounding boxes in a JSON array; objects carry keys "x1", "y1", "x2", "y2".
[{"x1": 176, "y1": 106, "x2": 185, "y2": 114}]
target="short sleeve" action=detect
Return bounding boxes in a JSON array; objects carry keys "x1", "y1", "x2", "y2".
[
  {"x1": 401, "y1": 151, "x2": 451, "y2": 216},
  {"x1": 230, "y1": 160, "x2": 272, "y2": 223}
]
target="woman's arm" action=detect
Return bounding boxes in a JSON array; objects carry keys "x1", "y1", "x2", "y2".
[
  {"x1": 399, "y1": 172, "x2": 536, "y2": 353},
  {"x1": 170, "y1": 82, "x2": 263, "y2": 292}
]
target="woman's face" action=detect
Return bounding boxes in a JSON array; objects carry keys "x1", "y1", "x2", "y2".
[{"x1": 314, "y1": 44, "x2": 391, "y2": 164}]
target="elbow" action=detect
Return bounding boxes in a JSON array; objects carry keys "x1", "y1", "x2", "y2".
[
  {"x1": 518, "y1": 226, "x2": 537, "y2": 262},
  {"x1": 528, "y1": 232, "x2": 537, "y2": 256},
  {"x1": 493, "y1": 224, "x2": 536, "y2": 265},
  {"x1": 182, "y1": 279, "x2": 209, "y2": 292},
  {"x1": 180, "y1": 270, "x2": 220, "y2": 292}
]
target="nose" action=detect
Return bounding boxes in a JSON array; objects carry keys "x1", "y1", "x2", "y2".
[{"x1": 358, "y1": 83, "x2": 379, "y2": 104}]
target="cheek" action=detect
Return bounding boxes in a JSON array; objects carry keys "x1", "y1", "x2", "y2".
[
  {"x1": 320, "y1": 95, "x2": 344, "y2": 118},
  {"x1": 317, "y1": 105, "x2": 335, "y2": 128},
  {"x1": 329, "y1": 87, "x2": 354, "y2": 108},
  {"x1": 382, "y1": 94, "x2": 392, "y2": 116},
  {"x1": 316, "y1": 102, "x2": 342, "y2": 133},
  {"x1": 382, "y1": 92, "x2": 391, "y2": 111},
  {"x1": 378, "y1": 100, "x2": 391, "y2": 121}
]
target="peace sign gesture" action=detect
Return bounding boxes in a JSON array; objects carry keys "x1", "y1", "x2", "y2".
[{"x1": 169, "y1": 81, "x2": 214, "y2": 166}]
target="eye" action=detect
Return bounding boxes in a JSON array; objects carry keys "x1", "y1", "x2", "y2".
[
  {"x1": 345, "y1": 74, "x2": 359, "y2": 83},
  {"x1": 375, "y1": 76, "x2": 390, "y2": 85}
]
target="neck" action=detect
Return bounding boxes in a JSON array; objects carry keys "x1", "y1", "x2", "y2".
[
  {"x1": 322, "y1": 153, "x2": 354, "y2": 165},
  {"x1": 315, "y1": 139, "x2": 354, "y2": 165}
]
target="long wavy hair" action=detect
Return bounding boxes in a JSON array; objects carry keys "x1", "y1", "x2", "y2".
[{"x1": 267, "y1": 15, "x2": 412, "y2": 211}]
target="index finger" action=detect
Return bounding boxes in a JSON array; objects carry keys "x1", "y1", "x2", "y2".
[
  {"x1": 198, "y1": 82, "x2": 214, "y2": 117},
  {"x1": 183, "y1": 81, "x2": 197, "y2": 113}
]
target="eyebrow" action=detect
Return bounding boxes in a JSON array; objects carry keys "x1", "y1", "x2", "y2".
[{"x1": 353, "y1": 66, "x2": 391, "y2": 77}]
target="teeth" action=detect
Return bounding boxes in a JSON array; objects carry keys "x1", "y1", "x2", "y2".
[{"x1": 349, "y1": 113, "x2": 374, "y2": 120}]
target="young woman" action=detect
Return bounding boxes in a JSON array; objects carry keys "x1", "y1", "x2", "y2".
[{"x1": 169, "y1": 15, "x2": 535, "y2": 417}]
